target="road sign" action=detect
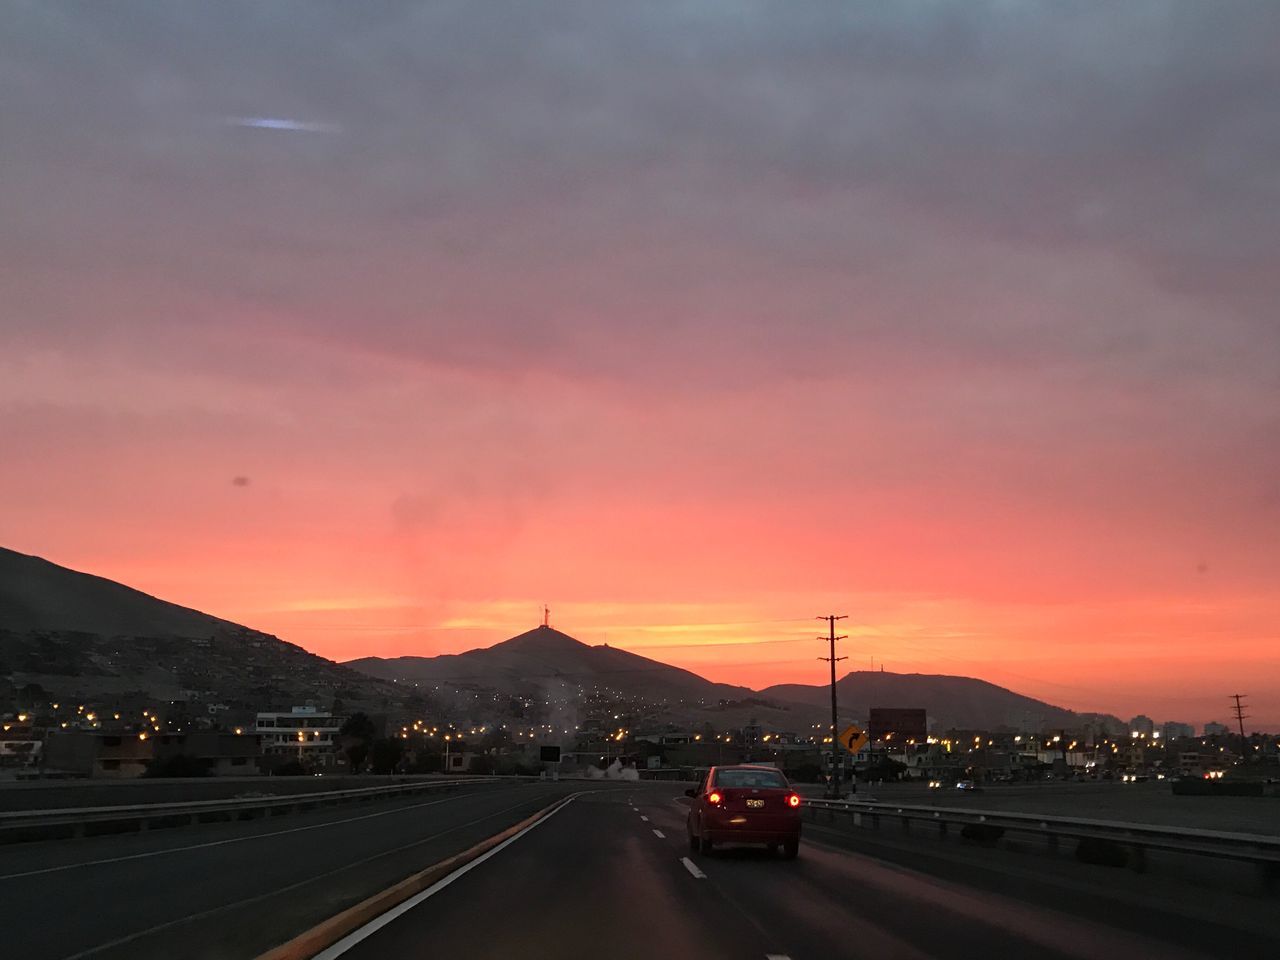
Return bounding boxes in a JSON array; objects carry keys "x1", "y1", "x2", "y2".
[{"x1": 838, "y1": 724, "x2": 868, "y2": 754}]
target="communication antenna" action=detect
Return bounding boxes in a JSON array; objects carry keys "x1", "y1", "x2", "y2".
[{"x1": 542, "y1": 604, "x2": 551, "y2": 629}]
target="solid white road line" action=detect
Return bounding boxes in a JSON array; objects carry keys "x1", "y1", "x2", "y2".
[
  {"x1": 680, "y1": 856, "x2": 707, "y2": 879},
  {"x1": 313, "y1": 795, "x2": 580, "y2": 959}
]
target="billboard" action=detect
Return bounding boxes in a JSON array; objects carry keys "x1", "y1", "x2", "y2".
[
  {"x1": 539, "y1": 745, "x2": 562, "y2": 763},
  {"x1": 868, "y1": 708, "x2": 927, "y2": 743}
]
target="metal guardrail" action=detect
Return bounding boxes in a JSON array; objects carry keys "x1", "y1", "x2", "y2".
[
  {"x1": 0, "y1": 776, "x2": 513, "y2": 840},
  {"x1": 801, "y1": 797, "x2": 1280, "y2": 868}
]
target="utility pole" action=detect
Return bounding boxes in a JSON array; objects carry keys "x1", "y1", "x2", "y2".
[
  {"x1": 818, "y1": 615, "x2": 848, "y2": 799},
  {"x1": 1230, "y1": 694, "x2": 1249, "y2": 766}
]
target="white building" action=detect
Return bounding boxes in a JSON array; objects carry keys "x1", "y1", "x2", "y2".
[
  {"x1": 255, "y1": 706, "x2": 344, "y2": 768},
  {"x1": 1161, "y1": 721, "x2": 1195, "y2": 741}
]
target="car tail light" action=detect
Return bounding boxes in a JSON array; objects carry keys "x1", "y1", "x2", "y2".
[
  {"x1": 787, "y1": 793, "x2": 801, "y2": 808},
  {"x1": 707, "y1": 791, "x2": 722, "y2": 805}
]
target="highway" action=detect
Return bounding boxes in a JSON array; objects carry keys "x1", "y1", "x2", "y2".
[
  {"x1": 3, "y1": 781, "x2": 1278, "y2": 960},
  {"x1": 0, "y1": 779, "x2": 579, "y2": 960},
  {"x1": 324, "y1": 786, "x2": 1279, "y2": 960}
]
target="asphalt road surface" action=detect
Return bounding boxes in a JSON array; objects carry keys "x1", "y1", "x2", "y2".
[
  {"x1": 326, "y1": 786, "x2": 1279, "y2": 960},
  {"x1": 4, "y1": 781, "x2": 1278, "y2": 960},
  {"x1": 0, "y1": 779, "x2": 581, "y2": 960}
]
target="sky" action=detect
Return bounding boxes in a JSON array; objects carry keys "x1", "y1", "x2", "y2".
[{"x1": 2, "y1": 2, "x2": 1278, "y2": 728}]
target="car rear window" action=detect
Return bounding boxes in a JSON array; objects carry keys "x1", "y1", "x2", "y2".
[{"x1": 713, "y1": 768, "x2": 787, "y2": 788}]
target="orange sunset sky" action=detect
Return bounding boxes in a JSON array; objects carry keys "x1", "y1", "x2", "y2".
[{"x1": 2, "y1": 5, "x2": 1278, "y2": 727}]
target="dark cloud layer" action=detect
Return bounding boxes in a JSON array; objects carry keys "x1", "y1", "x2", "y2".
[{"x1": 4, "y1": 2, "x2": 1278, "y2": 388}]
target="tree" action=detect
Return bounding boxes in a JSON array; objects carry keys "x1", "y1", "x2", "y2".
[
  {"x1": 863, "y1": 756, "x2": 907, "y2": 782},
  {"x1": 339, "y1": 712, "x2": 377, "y2": 772},
  {"x1": 17, "y1": 682, "x2": 49, "y2": 707},
  {"x1": 369, "y1": 737, "x2": 404, "y2": 775}
]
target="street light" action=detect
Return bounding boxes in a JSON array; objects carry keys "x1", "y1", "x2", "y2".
[{"x1": 444, "y1": 734, "x2": 452, "y2": 773}]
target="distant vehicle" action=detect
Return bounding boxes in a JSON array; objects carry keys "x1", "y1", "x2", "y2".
[
  {"x1": 686, "y1": 764, "x2": 802, "y2": 859},
  {"x1": 927, "y1": 779, "x2": 944, "y2": 789},
  {"x1": 954, "y1": 780, "x2": 979, "y2": 791}
]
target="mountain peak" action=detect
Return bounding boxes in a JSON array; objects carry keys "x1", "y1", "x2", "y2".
[{"x1": 488, "y1": 625, "x2": 586, "y2": 653}]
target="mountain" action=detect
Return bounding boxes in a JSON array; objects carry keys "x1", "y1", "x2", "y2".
[
  {"x1": 346, "y1": 625, "x2": 819, "y2": 730},
  {"x1": 348, "y1": 629, "x2": 1118, "y2": 733},
  {"x1": 2, "y1": 546, "x2": 1116, "y2": 733},
  {"x1": 762, "y1": 672, "x2": 1107, "y2": 732},
  {"x1": 0, "y1": 547, "x2": 393, "y2": 708},
  {"x1": 347, "y1": 625, "x2": 751, "y2": 704},
  {"x1": 0, "y1": 547, "x2": 234, "y2": 638}
]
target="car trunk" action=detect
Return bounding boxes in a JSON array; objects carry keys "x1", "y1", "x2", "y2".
[{"x1": 713, "y1": 787, "x2": 794, "y2": 830}]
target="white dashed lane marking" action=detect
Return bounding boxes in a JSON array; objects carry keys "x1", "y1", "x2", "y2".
[
  {"x1": 680, "y1": 856, "x2": 707, "y2": 879},
  {"x1": 640, "y1": 815, "x2": 649, "y2": 822},
  {"x1": 652, "y1": 829, "x2": 665, "y2": 839}
]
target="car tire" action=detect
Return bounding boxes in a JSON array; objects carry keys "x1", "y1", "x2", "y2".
[
  {"x1": 699, "y1": 833, "x2": 714, "y2": 855},
  {"x1": 768, "y1": 843, "x2": 781, "y2": 858},
  {"x1": 781, "y1": 839, "x2": 799, "y2": 860},
  {"x1": 688, "y1": 830, "x2": 698, "y2": 853}
]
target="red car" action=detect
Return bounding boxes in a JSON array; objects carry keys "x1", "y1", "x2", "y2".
[{"x1": 686, "y1": 764, "x2": 802, "y2": 858}]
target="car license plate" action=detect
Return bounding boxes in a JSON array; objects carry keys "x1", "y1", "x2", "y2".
[{"x1": 745, "y1": 798, "x2": 765, "y2": 808}]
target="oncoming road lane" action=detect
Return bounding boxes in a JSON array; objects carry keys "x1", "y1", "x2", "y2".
[{"x1": 0, "y1": 780, "x2": 579, "y2": 960}]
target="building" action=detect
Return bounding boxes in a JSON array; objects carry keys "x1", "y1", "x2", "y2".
[
  {"x1": 1129, "y1": 715, "x2": 1155, "y2": 738},
  {"x1": 0, "y1": 717, "x2": 41, "y2": 772},
  {"x1": 1161, "y1": 721, "x2": 1195, "y2": 741},
  {"x1": 255, "y1": 706, "x2": 344, "y2": 768},
  {"x1": 1203, "y1": 721, "x2": 1229, "y2": 736},
  {"x1": 40, "y1": 729, "x2": 261, "y2": 778},
  {"x1": 42, "y1": 731, "x2": 153, "y2": 778},
  {"x1": 1178, "y1": 752, "x2": 1227, "y2": 778},
  {"x1": 151, "y1": 731, "x2": 260, "y2": 776}
]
